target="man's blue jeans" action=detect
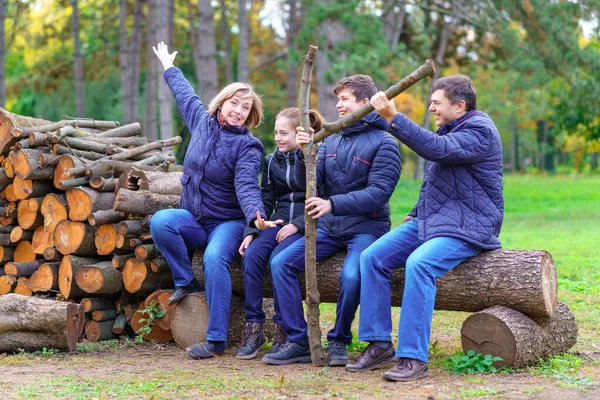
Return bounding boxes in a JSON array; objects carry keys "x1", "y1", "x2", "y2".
[
  {"x1": 242, "y1": 225, "x2": 303, "y2": 325},
  {"x1": 358, "y1": 218, "x2": 481, "y2": 363},
  {"x1": 270, "y1": 229, "x2": 377, "y2": 346},
  {"x1": 149, "y1": 209, "x2": 245, "y2": 342}
]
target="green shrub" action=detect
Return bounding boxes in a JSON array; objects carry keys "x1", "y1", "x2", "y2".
[{"x1": 441, "y1": 350, "x2": 503, "y2": 374}]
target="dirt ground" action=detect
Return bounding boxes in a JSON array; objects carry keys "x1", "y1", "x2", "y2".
[{"x1": 1, "y1": 342, "x2": 599, "y2": 399}]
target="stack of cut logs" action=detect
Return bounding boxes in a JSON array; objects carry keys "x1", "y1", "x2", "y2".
[{"x1": 0, "y1": 108, "x2": 184, "y2": 352}]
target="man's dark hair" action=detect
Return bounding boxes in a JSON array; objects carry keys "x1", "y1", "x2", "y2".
[
  {"x1": 334, "y1": 74, "x2": 378, "y2": 101},
  {"x1": 432, "y1": 75, "x2": 477, "y2": 111}
]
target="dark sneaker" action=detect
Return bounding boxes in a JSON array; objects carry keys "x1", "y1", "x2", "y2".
[
  {"x1": 236, "y1": 323, "x2": 266, "y2": 360},
  {"x1": 267, "y1": 324, "x2": 289, "y2": 355},
  {"x1": 186, "y1": 341, "x2": 225, "y2": 360},
  {"x1": 168, "y1": 278, "x2": 203, "y2": 306},
  {"x1": 262, "y1": 341, "x2": 311, "y2": 365},
  {"x1": 383, "y1": 358, "x2": 429, "y2": 382},
  {"x1": 345, "y1": 342, "x2": 396, "y2": 372},
  {"x1": 327, "y1": 340, "x2": 349, "y2": 366}
]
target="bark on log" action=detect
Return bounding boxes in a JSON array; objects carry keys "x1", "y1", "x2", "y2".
[
  {"x1": 112, "y1": 253, "x2": 135, "y2": 270},
  {"x1": 192, "y1": 249, "x2": 558, "y2": 319},
  {"x1": 9, "y1": 226, "x2": 34, "y2": 243},
  {"x1": 92, "y1": 309, "x2": 119, "y2": 322},
  {"x1": 53, "y1": 220, "x2": 98, "y2": 256},
  {"x1": 0, "y1": 294, "x2": 84, "y2": 352},
  {"x1": 84, "y1": 320, "x2": 116, "y2": 342},
  {"x1": 122, "y1": 258, "x2": 174, "y2": 294},
  {"x1": 112, "y1": 313, "x2": 128, "y2": 335},
  {"x1": 170, "y1": 293, "x2": 276, "y2": 348},
  {"x1": 58, "y1": 255, "x2": 102, "y2": 299},
  {"x1": 88, "y1": 210, "x2": 126, "y2": 226},
  {"x1": 89, "y1": 176, "x2": 118, "y2": 192},
  {"x1": 66, "y1": 187, "x2": 116, "y2": 222},
  {"x1": 13, "y1": 148, "x2": 55, "y2": 180},
  {"x1": 118, "y1": 168, "x2": 182, "y2": 195},
  {"x1": 461, "y1": 303, "x2": 578, "y2": 368},
  {"x1": 92, "y1": 122, "x2": 142, "y2": 138},
  {"x1": 0, "y1": 168, "x2": 11, "y2": 191},
  {"x1": 27, "y1": 261, "x2": 60, "y2": 292},
  {"x1": 113, "y1": 189, "x2": 179, "y2": 215},
  {"x1": 116, "y1": 220, "x2": 144, "y2": 236},
  {"x1": 0, "y1": 107, "x2": 52, "y2": 155},
  {"x1": 4, "y1": 259, "x2": 46, "y2": 276},
  {"x1": 12, "y1": 177, "x2": 54, "y2": 200},
  {"x1": 0, "y1": 245, "x2": 16, "y2": 265},
  {"x1": 75, "y1": 261, "x2": 124, "y2": 295},
  {"x1": 135, "y1": 244, "x2": 158, "y2": 261},
  {"x1": 81, "y1": 297, "x2": 116, "y2": 313}
]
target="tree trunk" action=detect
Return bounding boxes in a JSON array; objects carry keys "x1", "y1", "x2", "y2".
[
  {"x1": 237, "y1": 0, "x2": 250, "y2": 82},
  {"x1": 0, "y1": 294, "x2": 84, "y2": 352},
  {"x1": 192, "y1": 249, "x2": 558, "y2": 319},
  {"x1": 461, "y1": 303, "x2": 577, "y2": 368},
  {"x1": 135, "y1": 244, "x2": 158, "y2": 261},
  {"x1": 196, "y1": 0, "x2": 219, "y2": 105},
  {"x1": 511, "y1": 112, "x2": 519, "y2": 172},
  {"x1": 112, "y1": 313, "x2": 128, "y2": 334},
  {"x1": 13, "y1": 148, "x2": 54, "y2": 180},
  {"x1": 58, "y1": 255, "x2": 102, "y2": 299},
  {"x1": 70, "y1": 0, "x2": 85, "y2": 117},
  {"x1": 92, "y1": 309, "x2": 119, "y2": 322},
  {"x1": 84, "y1": 320, "x2": 116, "y2": 342},
  {"x1": 88, "y1": 209, "x2": 126, "y2": 226},
  {"x1": 383, "y1": 0, "x2": 406, "y2": 50},
  {"x1": 156, "y1": 0, "x2": 174, "y2": 140},
  {"x1": 4, "y1": 259, "x2": 45, "y2": 276},
  {"x1": 144, "y1": 0, "x2": 159, "y2": 141},
  {"x1": 81, "y1": 297, "x2": 116, "y2": 313},
  {"x1": 119, "y1": 0, "x2": 144, "y2": 124},
  {"x1": 0, "y1": 108, "x2": 52, "y2": 154},
  {"x1": 76, "y1": 261, "x2": 124, "y2": 295},
  {"x1": 12, "y1": 177, "x2": 54, "y2": 200},
  {"x1": 218, "y1": 0, "x2": 234, "y2": 83},
  {"x1": 113, "y1": 189, "x2": 180, "y2": 215}
]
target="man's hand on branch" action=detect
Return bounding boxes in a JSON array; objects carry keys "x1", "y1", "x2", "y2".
[
  {"x1": 306, "y1": 197, "x2": 332, "y2": 219},
  {"x1": 370, "y1": 91, "x2": 398, "y2": 123},
  {"x1": 152, "y1": 41, "x2": 178, "y2": 72},
  {"x1": 296, "y1": 126, "x2": 314, "y2": 152},
  {"x1": 253, "y1": 211, "x2": 283, "y2": 230}
]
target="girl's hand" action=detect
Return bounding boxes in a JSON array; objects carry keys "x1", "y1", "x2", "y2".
[
  {"x1": 238, "y1": 235, "x2": 254, "y2": 257},
  {"x1": 296, "y1": 126, "x2": 314, "y2": 152},
  {"x1": 276, "y1": 223, "x2": 299, "y2": 243},
  {"x1": 152, "y1": 41, "x2": 178, "y2": 71},
  {"x1": 253, "y1": 211, "x2": 283, "y2": 230}
]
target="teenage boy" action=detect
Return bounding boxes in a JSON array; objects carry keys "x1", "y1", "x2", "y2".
[
  {"x1": 263, "y1": 74, "x2": 402, "y2": 366},
  {"x1": 346, "y1": 74, "x2": 504, "y2": 381}
]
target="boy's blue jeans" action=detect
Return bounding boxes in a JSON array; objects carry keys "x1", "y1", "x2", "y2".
[
  {"x1": 241, "y1": 225, "x2": 303, "y2": 325},
  {"x1": 269, "y1": 229, "x2": 377, "y2": 346},
  {"x1": 149, "y1": 209, "x2": 245, "y2": 342},
  {"x1": 358, "y1": 218, "x2": 481, "y2": 362}
]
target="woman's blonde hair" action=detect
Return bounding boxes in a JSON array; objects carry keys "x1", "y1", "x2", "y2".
[
  {"x1": 276, "y1": 108, "x2": 324, "y2": 132},
  {"x1": 208, "y1": 82, "x2": 264, "y2": 129}
]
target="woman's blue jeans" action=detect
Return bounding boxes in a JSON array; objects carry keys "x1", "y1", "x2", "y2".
[
  {"x1": 241, "y1": 225, "x2": 303, "y2": 325},
  {"x1": 270, "y1": 229, "x2": 377, "y2": 346},
  {"x1": 358, "y1": 218, "x2": 481, "y2": 363},
  {"x1": 149, "y1": 209, "x2": 245, "y2": 342}
]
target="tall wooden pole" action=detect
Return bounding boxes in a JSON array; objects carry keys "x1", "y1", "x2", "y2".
[{"x1": 298, "y1": 45, "x2": 325, "y2": 366}]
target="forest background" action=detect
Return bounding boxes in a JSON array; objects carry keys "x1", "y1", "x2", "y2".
[{"x1": 0, "y1": 0, "x2": 599, "y2": 178}]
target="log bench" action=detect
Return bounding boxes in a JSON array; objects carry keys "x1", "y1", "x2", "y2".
[{"x1": 168, "y1": 248, "x2": 578, "y2": 368}]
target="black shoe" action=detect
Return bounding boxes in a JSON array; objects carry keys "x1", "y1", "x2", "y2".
[
  {"x1": 383, "y1": 358, "x2": 429, "y2": 382},
  {"x1": 262, "y1": 341, "x2": 311, "y2": 365},
  {"x1": 186, "y1": 341, "x2": 226, "y2": 360},
  {"x1": 327, "y1": 340, "x2": 349, "y2": 366},
  {"x1": 345, "y1": 342, "x2": 396, "y2": 372},
  {"x1": 267, "y1": 324, "x2": 288, "y2": 355},
  {"x1": 168, "y1": 278, "x2": 203, "y2": 306},
  {"x1": 236, "y1": 323, "x2": 266, "y2": 360}
]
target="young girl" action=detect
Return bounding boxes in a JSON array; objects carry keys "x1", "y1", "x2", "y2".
[
  {"x1": 236, "y1": 108, "x2": 324, "y2": 360},
  {"x1": 149, "y1": 41, "x2": 279, "y2": 360}
]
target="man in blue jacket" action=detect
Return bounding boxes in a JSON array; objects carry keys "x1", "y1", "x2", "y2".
[
  {"x1": 345, "y1": 74, "x2": 504, "y2": 381},
  {"x1": 263, "y1": 75, "x2": 402, "y2": 366}
]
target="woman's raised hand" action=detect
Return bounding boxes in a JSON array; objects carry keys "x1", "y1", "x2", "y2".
[
  {"x1": 152, "y1": 41, "x2": 178, "y2": 72},
  {"x1": 253, "y1": 211, "x2": 283, "y2": 230}
]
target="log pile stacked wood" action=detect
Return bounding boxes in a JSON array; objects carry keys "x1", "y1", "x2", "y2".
[{"x1": 0, "y1": 108, "x2": 183, "y2": 349}]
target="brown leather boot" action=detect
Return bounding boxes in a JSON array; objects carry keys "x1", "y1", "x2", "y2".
[
  {"x1": 383, "y1": 358, "x2": 429, "y2": 382},
  {"x1": 345, "y1": 342, "x2": 395, "y2": 372}
]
